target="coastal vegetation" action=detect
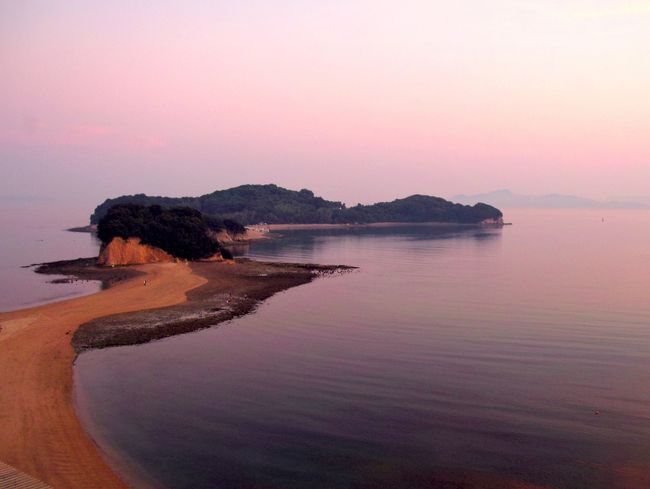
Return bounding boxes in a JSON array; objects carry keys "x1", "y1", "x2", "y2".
[
  {"x1": 341, "y1": 195, "x2": 501, "y2": 224},
  {"x1": 97, "y1": 204, "x2": 228, "y2": 260},
  {"x1": 90, "y1": 184, "x2": 503, "y2": 225}
]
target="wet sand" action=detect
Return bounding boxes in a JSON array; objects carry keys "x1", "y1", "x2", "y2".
[
  {"x1": 0, "y1": 263, "x2": 206, "y2": 489},
  {"x1": 73, "y1": 259, "x2": 354, "y2": 352}
]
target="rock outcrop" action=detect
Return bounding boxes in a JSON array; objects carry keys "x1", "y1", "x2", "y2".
[
  {"x1": 98, "y1": 237, "x2": 224, "y2": 266},
  {"x1": 197, "y1": 251, "x2": 224, "y2": 262},
  {"x1": 480, "y1": 217, "x2": 504, "y2": 225},
  {"x1": 97, "y1": 237, "x2": 175, "y2": 266},
  {"x1": 208, "y1": 229, "x2": 258, "y2": 244}
]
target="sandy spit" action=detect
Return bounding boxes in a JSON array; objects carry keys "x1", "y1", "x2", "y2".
[{"x1": 0, "y1": 262, "x2": 206, "y2": 489}]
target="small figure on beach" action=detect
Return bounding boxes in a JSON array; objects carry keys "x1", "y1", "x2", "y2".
[{"x1": 144, "y1": 280, "x2": 147, "y2": 286}]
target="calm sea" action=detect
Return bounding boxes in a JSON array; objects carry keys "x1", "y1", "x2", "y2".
[
  {"x1": 0, "y1": 201, "x2": 101, "y2": 311},
  {"x1": 21, "y1": 208, "x2": 650, "y2": 488}
]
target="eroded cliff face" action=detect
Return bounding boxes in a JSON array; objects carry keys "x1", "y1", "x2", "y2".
[
  {"x1": 97, "y1": 237, "x2": 175, "y2": 266},
  {"x1": 98, "y1": 237, "x2": 224, "y2": 266}
]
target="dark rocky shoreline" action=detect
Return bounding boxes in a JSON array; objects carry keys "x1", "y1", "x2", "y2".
[
  {"x1": 30, "y1": 257, "x2": 144, "y2": 288},
  {"x1": 34, "y1": 257, "x2": 355, "y2": 353}
]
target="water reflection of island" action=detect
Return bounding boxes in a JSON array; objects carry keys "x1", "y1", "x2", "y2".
[{"x1": 240, "y1": 224, "x2": 503, "y2": 261}]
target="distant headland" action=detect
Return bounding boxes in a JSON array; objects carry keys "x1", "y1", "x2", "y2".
[
  {"x1": 453, "y1": 189, "x2": 649, "y2": 209},
  {"x1": 89, "y1": 184, "x2": 504, "y2": 227}
]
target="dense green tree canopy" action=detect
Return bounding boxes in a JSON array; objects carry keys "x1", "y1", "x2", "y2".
[{"x1": 91, "y1": 184, "x2": 503, "y2": 226}]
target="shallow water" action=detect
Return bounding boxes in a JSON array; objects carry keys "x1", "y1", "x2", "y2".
[
  {"x1": 75, "y1": 209, "x2": 650, "y2": 489},
  {"x1": 0, "y1": 202, "x2": 101, "y2": 311}
]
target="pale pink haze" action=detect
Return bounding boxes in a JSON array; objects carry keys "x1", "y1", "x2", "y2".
[{"x1": 1, "y1": 0, "x2": 649, "y2": 208}]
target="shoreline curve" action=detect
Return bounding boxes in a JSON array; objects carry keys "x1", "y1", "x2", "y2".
[{"x1": 0, "y1": 262, "x2": 207, "y2": 489}]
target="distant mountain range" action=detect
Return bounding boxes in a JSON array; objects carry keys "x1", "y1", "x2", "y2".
[
  {"x1": 453, "y1": 190, "x2": 649, "y2": 209},
  {"x1": 90, "y1": 184, "x2": 503, "y2": 226}
]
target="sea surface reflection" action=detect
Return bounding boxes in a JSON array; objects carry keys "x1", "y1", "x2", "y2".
[
  {"x1": 76, "y1": 210, "x2": 650, "y2": 489},
  {"x1": 0, "y1": 202, "x2": 101, "y2": 311}
]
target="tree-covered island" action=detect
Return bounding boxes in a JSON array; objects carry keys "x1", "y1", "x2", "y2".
[{"x1": 91, "y1": 184, "x2": 503, "y2": 226}]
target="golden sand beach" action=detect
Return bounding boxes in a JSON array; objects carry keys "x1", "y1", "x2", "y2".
[{"x1": 0, "y1": 263, "x2": 206, "y2": 489}]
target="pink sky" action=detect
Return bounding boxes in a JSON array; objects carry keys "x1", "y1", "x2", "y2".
[{"x1": 1, "y1": 0, "x2": 649, "y2": 208}]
